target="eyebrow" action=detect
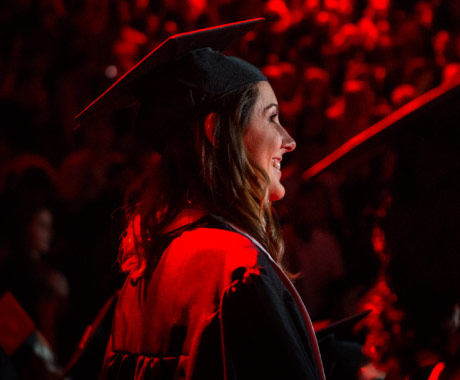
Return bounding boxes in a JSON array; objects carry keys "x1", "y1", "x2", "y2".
[{"x1": 264, "y1": 103, "x2": 279, "y2": 112}]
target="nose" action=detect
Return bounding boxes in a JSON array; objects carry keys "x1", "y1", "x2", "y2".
[{"x1": 281, "y1": 127, "x2": 296, "y2": 152}]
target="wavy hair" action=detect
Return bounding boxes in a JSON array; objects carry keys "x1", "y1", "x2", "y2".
[{"x1": 119, "y1": 82, "x2": 285, "y2": 278}]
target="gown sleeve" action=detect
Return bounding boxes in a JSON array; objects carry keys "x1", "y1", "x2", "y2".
[{"x1": 219, "y1": 265, "x2": 321, "y2": 380}]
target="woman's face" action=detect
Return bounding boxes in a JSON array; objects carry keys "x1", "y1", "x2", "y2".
[{"x1": 244, "y1": 81, "x2": 296, "y2": 201}]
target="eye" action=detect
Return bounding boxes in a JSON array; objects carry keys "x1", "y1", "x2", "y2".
[{"x1": 270, "y1": 113, "x2": 278, "y2": 123}]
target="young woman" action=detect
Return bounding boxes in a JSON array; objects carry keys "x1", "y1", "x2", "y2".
[{"x1": 77, "y1": 20, "x2": 326, "y2": 380}]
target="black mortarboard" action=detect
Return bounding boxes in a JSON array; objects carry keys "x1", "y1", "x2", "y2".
[
  {"x1": 315, "y1": 311, "x2": 371, "y2": 378},
  {"x1": 75, "y1": 19, "x2": 266, "y2": 151},
  {"x1": 316, "y1": 310, "x2": 371, "y2": 341},
  {"x1": 303, "y1": 77, "x2": 460, "y2": 323},
  {"x1": 302, "y1": 77, "x2": 460, "y2": 234},
  {"x1": 302, "y1": 78, "x2": 460, "y2": 183}
]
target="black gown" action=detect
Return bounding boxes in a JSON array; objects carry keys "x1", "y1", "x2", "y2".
[{"x1": 99, "y1": 214, "x2": 325, "y2": 380}]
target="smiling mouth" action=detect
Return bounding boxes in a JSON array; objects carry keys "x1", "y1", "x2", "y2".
[{"x1": 272, "y1": 158, "x2": 281, "y2": 170}]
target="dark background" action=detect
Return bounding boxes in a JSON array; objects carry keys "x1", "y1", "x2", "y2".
[{"x1": 1, "y1": 0, "x2": 460, "y2": 376}]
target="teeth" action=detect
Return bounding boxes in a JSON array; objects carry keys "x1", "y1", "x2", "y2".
[{"x1": 272, "y1": 159, "x2": 281, "y2": 170}]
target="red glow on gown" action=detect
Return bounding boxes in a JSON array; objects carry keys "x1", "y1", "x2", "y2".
[{"x1": 103, "y1": 215, "x2": 326, "y2": 379}]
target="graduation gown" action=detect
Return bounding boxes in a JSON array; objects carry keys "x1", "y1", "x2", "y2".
[{"x1": 99, "y1": 214, "x2": 325, "y2": 380}]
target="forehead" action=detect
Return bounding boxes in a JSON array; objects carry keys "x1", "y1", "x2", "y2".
[{"x1": 254, "y1": 81, "x2": 278, "y2": 110}]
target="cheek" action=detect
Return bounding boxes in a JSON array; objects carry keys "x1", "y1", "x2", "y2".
[
  {"x1": 244, "y1": 129, "x2": 278, "y2": 170},
  {"x1": 244, "y1": 129, "x2": 262, "y2": 163}
]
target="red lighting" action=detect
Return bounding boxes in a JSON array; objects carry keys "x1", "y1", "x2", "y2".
[{"x1": 427, "y1": 362, "x2": 445, "y2": 380}]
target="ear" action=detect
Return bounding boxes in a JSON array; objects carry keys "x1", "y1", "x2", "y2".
[{"x1": 204, "y1": 112, "x2": 217, "y2": 146}]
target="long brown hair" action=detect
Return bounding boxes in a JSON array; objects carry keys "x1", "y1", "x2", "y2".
[{"x1": 119, "y1": 82, "x2": 285, "y2": 278}]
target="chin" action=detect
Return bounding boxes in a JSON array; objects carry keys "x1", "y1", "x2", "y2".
[{"x1": 268, "y1": 184, "x2": 285, "y2": 202}]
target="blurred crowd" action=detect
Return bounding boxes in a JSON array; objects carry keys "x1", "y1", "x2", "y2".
[{"x1": 1, "y1": 0, "x2": 460, "y2": 378}]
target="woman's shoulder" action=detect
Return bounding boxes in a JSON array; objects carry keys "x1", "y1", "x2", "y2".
[
  {"x1": 136, "y1": 218, "x2": 266, "y2": 313},
  {"x1": 166, "y1": 223, "x2": 260, "y2": 270}
]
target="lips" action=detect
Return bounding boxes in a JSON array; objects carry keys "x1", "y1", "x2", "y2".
[{"x1": 272, "y1": 158, "x2": 281, "y2": 170}]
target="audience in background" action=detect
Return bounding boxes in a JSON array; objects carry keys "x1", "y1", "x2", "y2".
[{"x1": 1, "y1": 0, "x2": 460, "y2": 377}]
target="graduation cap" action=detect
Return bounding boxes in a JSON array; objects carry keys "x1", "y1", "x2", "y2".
[
  {"x1": 303, "y1": 77, "x2": 460, "y2": 319},
  {"x1": 302, "y1": 77, "x2": 460, "y2": 227},
  {"x1": 75, "y1": 19, "x2": 266, "y2": 151},
  {"x1": 302, "y1": 78, "x2": 460, "y2": 183},
  {"x1": 315, "y1": 310, "x2": 371, "y2": 341},
  {"x1": 315, "y1": 311, "x2": 371, "y2": 378}
]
